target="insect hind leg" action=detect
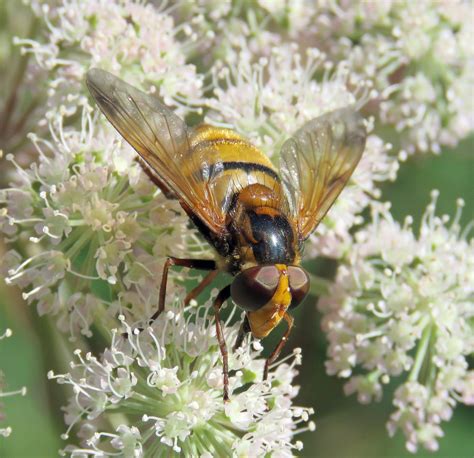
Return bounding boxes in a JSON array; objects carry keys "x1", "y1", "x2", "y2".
[
  {"x1": 148, "y1": 257, "x2": 217, "y2": 325},
  {"x1": 135, "y1": 156, "x2": 176, "y2": 199}
]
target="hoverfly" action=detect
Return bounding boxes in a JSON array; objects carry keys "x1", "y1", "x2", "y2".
[{"x1": 86, "y1": 68, "x2": 366, "y2": 400}]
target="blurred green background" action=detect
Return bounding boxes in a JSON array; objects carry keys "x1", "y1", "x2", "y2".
[{"x1": 1, "y1": 135, "x2": 472, "y2": 457}]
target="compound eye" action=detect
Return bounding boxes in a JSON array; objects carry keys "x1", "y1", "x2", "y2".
[
  {"x1": 288, "y1": 266, "x2": 310, "y2": 308},
  {"x1": 231, "y1": 265, "x2": 280, "y2": 312}
]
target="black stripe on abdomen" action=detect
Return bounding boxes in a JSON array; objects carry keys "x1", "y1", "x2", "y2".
[{"x1": 210, "y1": 161, "x2": 280, "y2": 181}]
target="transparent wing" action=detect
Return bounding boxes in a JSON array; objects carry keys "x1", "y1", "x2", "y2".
[
  {"x1": 280, "y1": 107, "x2": 366, "y2": 241},
  {"x1": 86, "y1": 68, "x2": 228, "y2": 235}
]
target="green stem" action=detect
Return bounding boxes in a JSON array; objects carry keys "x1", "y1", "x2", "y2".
[
  {"x1": 425, "y1": 325, "x2": 438, "y2": 395},
  {"x1": 33, "y1": 314, "x2": 76, "y2": 434},
  {"x1": 408, "y1": 321, "x2": 433, "y2": 383}
]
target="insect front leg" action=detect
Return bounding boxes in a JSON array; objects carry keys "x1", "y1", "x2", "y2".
[
  {"x1": 148, "y1": 257, "x2": 216, "y2": 325},
  {"x1": 233, "y1": 315, "x2": 251, "y2": 352},
  {"x1": 212, "y1": 285, "x2": 231, "y2": 402},
  {"x1": 263, "y1": 312, "x2": 294, "y2": 381}
]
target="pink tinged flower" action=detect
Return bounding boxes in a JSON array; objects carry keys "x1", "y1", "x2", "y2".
[
  {"x1": 320, "y1": 192, "x2": 473, "y2": 452},
  {"x1": 16, "y1": 0, "x2": 204, "y2": 119},
  {"x1": 307, "y1": 0, "x2": 474, "y2": 154},
  {"x1": 1, "y1": 107, "x2": 195, "y2": 338}
]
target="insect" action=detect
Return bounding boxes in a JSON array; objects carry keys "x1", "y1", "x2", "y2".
[{"x1": 86, "y1": 68, "x2": 366, "y2": 401}]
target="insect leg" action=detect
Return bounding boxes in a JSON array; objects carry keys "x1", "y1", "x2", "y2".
[
  {"x1": 233, "y1": 314, "x2": 251, "y2": 351},
  {"x1": 263, "y1": 312, "x2": 294, "y2": 381},
  {"x1": 135, "y1": 156, "x2": 176, "y2": 199},
  {"x1": 148, "y1": 257, "x2": 216, "y2": 325},
  {"x1": 213, "y1": 285, "x2": 231, "y2": 402},
  {"x1": 184, "y1": 270, "x2": 219, "y2": 306}
]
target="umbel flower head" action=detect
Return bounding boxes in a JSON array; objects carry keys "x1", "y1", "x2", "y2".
[
  {"x1": 319, "y1": 192, "x2": 474, "y2": 452},
  {"x1": 51, "y1": 299, "x2": 314, "y2": 457},
  {"x1": 0, "y1": 108, "x2": 205, "y2": 339},
  {"x1": 175, "y1": 0, "x2": 316, "y2": 63},
  {"x1": 16, "y1": 0, "x2": 203, "y2": 118},
  {"x1": 0, "y1": 328, "x2": 28, "y2": 438},
  {"x1": 309, "y1": 0, "x2": 474, "y2": 155}
]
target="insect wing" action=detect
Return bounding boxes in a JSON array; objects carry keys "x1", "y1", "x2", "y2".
[
  {"x1": 86, "y1": 68, "x2": 228, "y2": 235},
  {"x1": 280, "y1": 107, "x2": 366, "y2": 240}
]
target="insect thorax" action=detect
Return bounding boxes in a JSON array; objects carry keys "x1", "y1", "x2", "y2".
[{"x1": 228, "y1": 184, "x2": 297, "y2": 271}]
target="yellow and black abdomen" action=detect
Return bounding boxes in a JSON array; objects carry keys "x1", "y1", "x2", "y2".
[{"x1": 187, "y1": 125, "x2": 282, "y2": 213}]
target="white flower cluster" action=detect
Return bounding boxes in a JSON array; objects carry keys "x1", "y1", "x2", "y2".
[
  {"x1": 310, "y1": 0, "x2": 474, "y2": 155},
  {"x1": 17, "y1": 0, "x2": 203, "y2": 118},
  {"x1": 319, "y1": 192, "x2": 474, "y2": 452},
  {"x1": 208, "y1": 45, "x2": 372, "y2": 151},
  {"x1": 176, "y1": 0, "x2": 316, "y2": 62},
  {"x1": 0, "y1": 109, "x2": 199, "y2": 339},
  {"x1": 0, "y1": 329, "x2": 27, "y2": 438},
  {"x1": 181, "y1": 1, "x2": 474, "y2": 155},
  {"x1": 51, "y1": 302, "x2": 314, "y2": 457},
  {"x1": 208, "y1": 45, "x2": 399, "y2": 258}
]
